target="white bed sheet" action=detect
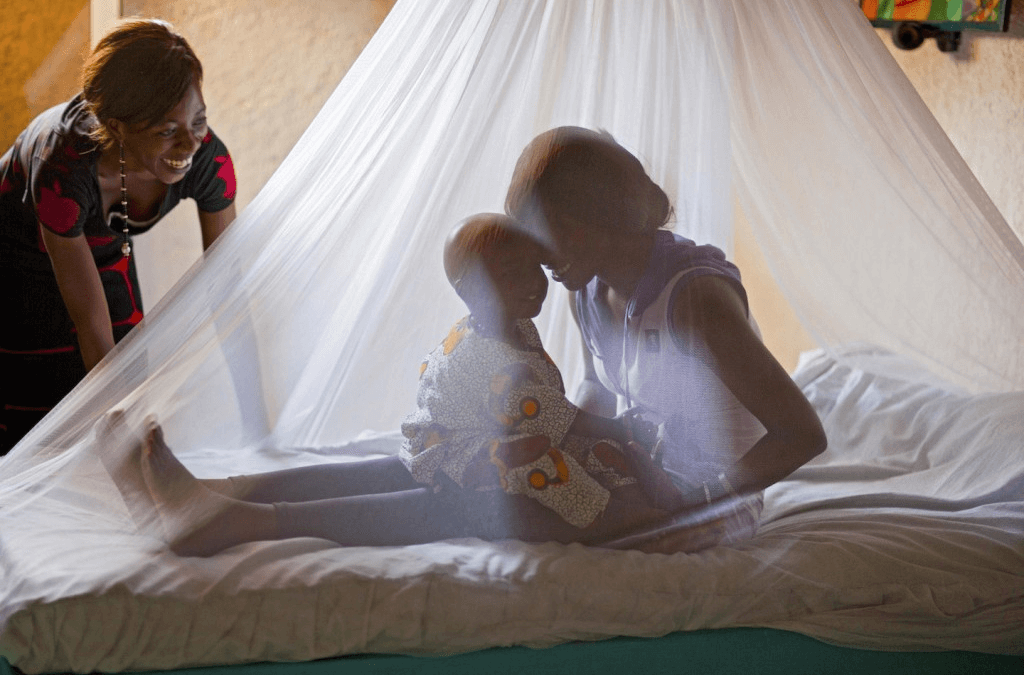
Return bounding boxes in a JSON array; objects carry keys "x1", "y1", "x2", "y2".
[{"x1": 1, "y1": 347, "x2": 1022, "y2": 673}]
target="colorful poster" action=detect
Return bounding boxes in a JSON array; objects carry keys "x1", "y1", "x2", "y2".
[{"x1": 861, "y1": 0, "x2": 1011, "y2": 30}]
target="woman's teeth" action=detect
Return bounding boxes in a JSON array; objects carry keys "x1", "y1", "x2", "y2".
[
  {"x1": 552, "y1": 262, "x2": 572, "y2": 277},
  {"x1": 163, "y1": 157, "x2": 192, "y2": 170}
]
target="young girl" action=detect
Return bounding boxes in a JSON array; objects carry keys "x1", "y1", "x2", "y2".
[{"x1": 107, "y1": 214, "x2": 680, "y2": 556}]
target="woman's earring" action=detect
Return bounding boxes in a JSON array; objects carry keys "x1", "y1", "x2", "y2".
[{"x1": 119, "y1": 142, "x2": 131, "y2": 258}]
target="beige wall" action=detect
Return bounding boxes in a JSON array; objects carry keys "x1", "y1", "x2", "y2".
[
  {"x1": 880, "y1": 23, "x2": 1024, "y2": 243},
  {"x1": 121, "y1": 0, "x2": 396, "y2": 210},
  {"x1": 5, "y1": 4, "x2": 1021, "y2": 373},
  {"x1": 121, "y1": 0, "x2": 396, "y2": 307}
]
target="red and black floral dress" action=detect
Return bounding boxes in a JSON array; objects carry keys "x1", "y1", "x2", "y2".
[{"x1": 0, "y1": 95, "x2": 236, "y2": 454}]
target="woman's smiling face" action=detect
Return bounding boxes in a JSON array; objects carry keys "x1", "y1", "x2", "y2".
[
  {"x1": 119, "y1": 83, "x2": 208, "y2": 184},
  {"x1": 540, "y1": 209, "x2": 606, "y2": 292}
]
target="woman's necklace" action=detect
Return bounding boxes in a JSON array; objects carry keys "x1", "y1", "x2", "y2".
[{"x1": 118, "y1": 143, "x2": 131, "y2": 258}]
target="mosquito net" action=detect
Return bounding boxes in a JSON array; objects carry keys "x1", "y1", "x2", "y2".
[{"x1": 1, "y1": 0, "x2": 1022, "y2": 550}]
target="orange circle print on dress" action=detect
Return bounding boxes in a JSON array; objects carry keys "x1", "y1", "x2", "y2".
[
  {"x1": 520, "y1": 397, "x2": 540, "y2": 418},
  {"x1": 525, "y1": 449, "x2": 570, "y2": 490},
  {"x1": 528, "y1": 470, "x2": 549, "y2": 489}
]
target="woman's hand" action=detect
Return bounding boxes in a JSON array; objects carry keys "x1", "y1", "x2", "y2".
[
  {"x1": 41, "y1": 228, "x2": 115, "y2": 370},
  {"x1": 615, "y1": 407, "x2": 659, "y2": 453},
  {"x1": 618, "y1": 439, "x2": 686, "y2": 512}
]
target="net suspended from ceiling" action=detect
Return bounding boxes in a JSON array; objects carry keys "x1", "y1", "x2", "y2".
[{"x1": 0, "y1": 0, "x2": 1022, "y2": 567}]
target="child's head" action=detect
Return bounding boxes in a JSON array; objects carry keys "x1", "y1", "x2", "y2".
[{"x1": 444, "y1": 213, "x2": 548, "y2": 326}]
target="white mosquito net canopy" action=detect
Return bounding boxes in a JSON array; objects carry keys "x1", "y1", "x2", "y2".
[{"x1": 1, "y1": 0, "x2": 1023, "y2": 536}]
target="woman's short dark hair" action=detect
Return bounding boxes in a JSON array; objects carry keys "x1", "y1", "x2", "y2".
[
  {"x1": 82, "y1": 18, "x2": 203, "y2": 147},
  {"x1": 505, "y1": 126, "x2": 671, "y2": 237}
]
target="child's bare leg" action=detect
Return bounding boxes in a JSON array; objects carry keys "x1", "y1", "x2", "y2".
[
  {"x1": 217, "y1": 456, "x2": 420, "y2": 503},
  {"x1": 140, "y1": 423, "x2": 474, "y2": 552},
  {"x1": 97, "y1": 410, "x2": 167, "y2": 534},
  {"x1": 140, "y1": 422, "x2": 278, "y2": 557},
  {"x1": 200, "y1": 477, "x2": 239, "y2": 497},
  {"x1": 273, "y1": 487, "x2": 468, "y2": 547}
]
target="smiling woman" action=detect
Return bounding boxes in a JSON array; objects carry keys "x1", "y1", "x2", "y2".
[{"x1": 0, "y1": 18, "x2": 237, "y2": 455}]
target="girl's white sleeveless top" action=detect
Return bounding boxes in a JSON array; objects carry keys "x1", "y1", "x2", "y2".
[{"x1": 587, "y1": 269, "x2": 767, "y2": 493}]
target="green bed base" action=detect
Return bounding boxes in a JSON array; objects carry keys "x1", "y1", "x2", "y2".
[{"x1": 3, "y1": 628, "x2": 1021, "y2": 675}]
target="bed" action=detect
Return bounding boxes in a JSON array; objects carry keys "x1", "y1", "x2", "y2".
[
  {"x1": 3, "y1": 0, "x2": 1024, "y2": 670},
  {"x1": 1, "y1": 347, "x2": 1021, "y2": 674}
]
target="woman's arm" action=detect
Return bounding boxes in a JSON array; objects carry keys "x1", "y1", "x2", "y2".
[
  {"x1": 41, "y1": 228, "x2": 114, "y2": 371},
  {"x1": 670, "y1": 276, "x2": 827, "y2": 502},
  {"x1": 198, "y1": 203, "x2": 236, "y2": 251},
  {"x1": 567, "y1": 290, "x2": 619, "y2": 417}
]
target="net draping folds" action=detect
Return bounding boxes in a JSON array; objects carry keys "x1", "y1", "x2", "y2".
[{"x1": 1, "y1": 0, "x2": 1023, "y2": 551}]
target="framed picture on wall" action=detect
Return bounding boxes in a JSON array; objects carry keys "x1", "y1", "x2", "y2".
[
  {"x1": 860, "y1": 0, "x2": 1013, "y2": 32},
  {"x1": 860, "y1": 0, "x2": 1014, "y2": 50}
]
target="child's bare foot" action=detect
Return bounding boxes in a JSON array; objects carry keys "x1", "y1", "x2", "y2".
[
  {"x1": 96, "y1": 410, "x2": 160, "y2": 531},
  {"x1": 139, "y1": 420, "x2": 277, "y2": 557}
]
